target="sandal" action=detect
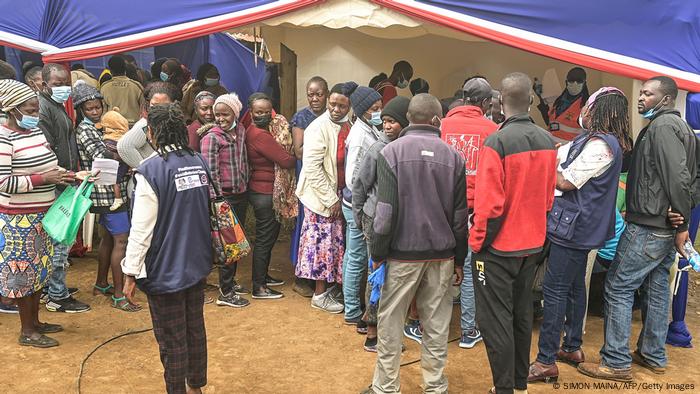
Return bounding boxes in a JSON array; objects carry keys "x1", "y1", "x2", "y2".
[
  {"x1": 111, "y1": 296, "x2": 142, "y2": 312},
  {"x1": 19, "y1": 334, "x2": 59, "y2": 348},
  {"x1": 37, "y1": 322, "x2": 63, "y2": 334},
  {"x1": 93, "y1": 284, "x2": 115, "y2": 296}
]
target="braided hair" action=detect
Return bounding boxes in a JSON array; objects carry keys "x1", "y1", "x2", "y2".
[
  {"x1": 146, "y1": 103, "x2": 193, "y2": 159},
  {"x1": 588, "y1": 92, "x2": 632, "y2": 153}
]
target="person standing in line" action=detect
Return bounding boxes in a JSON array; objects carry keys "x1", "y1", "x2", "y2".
[
  {"x1": 342, "y1": 85, "x2": 383, "y2": 325},
  {"x1": 528, "y1": 88, "x2": 631, "y2": 383},
  {"x1": 245, "y1": 93, "x2": 296, "y2": 299},
  {"x1": 187, "y1": 91, "x2": 216, "y2": 152},
  {"x1": 295, "y1": 82, "x2": 356, "y2": 313},
  {"x1": 441, "y1": 77, "x2": 500, "y2": 350},
  {"x1": 122, "y1": 103, "x2": 211, "y2": 394},
  {"x1": 578, "y1": 76, "x2": 699, "y2": 382},
  {"x1": 38, "y1": 63, "x2": 91, "y2": 314},
  {"x1": 199, "y1": 93, "x2": 251, "y2": 308},
  {"x1": 352, "y1": 95, "x2": 409, "y2": 351},
  {"x1": 470, "y1": 72, "x2": 557, "y2": 394},
  {"x1": 290, "y1": 76, "x2": 329, "y2": 298},
  {"x1": 181, "y1": 63, "x2": 228, "y2": 125},
  {"x1": 99, "y1": 55, "x2": 145, "y2": 127}
]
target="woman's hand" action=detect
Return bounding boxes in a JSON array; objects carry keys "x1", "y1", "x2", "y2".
[
  {"x1": 41, "y1": 168, "x2": 75, "y2": 185},
  {"x1": 74, "y1": 170, "x2": 100, "y2": 182}
]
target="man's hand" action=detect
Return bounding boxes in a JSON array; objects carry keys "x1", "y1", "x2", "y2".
[
  {"x1": 453, "y1": 265, "x2": 464, "y2": 286},
  {"x1": 675, "y1": 230, "x2": 690, "y2": 259},
  {"x1": 123, "y1": 275, "x2": 138, "y2": 305},
  {"x1": 329, "y1": 201, "x2": 342, "y2": 219},
  {"x1": 668, "y1": 209, "x2": 685, "y2": 228}
]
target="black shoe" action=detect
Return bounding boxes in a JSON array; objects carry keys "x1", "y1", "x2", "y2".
[
  {"x1": 252, "y1": 287, "x2": 284, "y2": 299},
  {"x1": 265, "y1": 275, "x2": 285, "y2": 287},
  {"x1": 68, "y1": 287, "x2": 79, "y2": 296},
  {"x1": 216, "y1": 291, "x2": 250, "y2": 308},
  {"x1": 45, "y1": 296, "x2": 91, "y2": 313},
  {"x1": 232, "y1": 280, "x2": 250, "y2": 295},
  {"x1": 345, "y1": 315, "x2": 362, "y2": 325}
]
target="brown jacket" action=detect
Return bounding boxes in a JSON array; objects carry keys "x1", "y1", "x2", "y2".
[{"x1": 99, "y1": 76, "x2": 145, "y2": 127}]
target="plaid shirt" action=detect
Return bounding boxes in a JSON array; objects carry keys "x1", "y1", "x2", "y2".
[
  {"x1": 75, "y1": 121, "x2": 129, "y2": 207},
  {"x1": 200, "y1": 124, "x2": 249, "y2": 195}
]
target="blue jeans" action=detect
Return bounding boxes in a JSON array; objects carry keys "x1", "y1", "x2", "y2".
[
  {"x1": 601, "y1": 223, "x2": 675, "y2": 369},
  {"x1": 342, "y1": 203, "x2": 367, "y2": 320},
  {"x1": 536, "y1": 243, "x2": 590, "y2": 364},
  {"x1": 460, "y1": 248, "x2": 476, "y2": 333},
  {"x1": 48, "y1": 241, "x2": 70, "y2": 300}
]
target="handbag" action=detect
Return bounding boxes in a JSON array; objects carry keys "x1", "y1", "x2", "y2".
[
  {"x1": 198, "y1": 156, "x2": 251, "y2": 266},
  {"x1": 42, "y1": 178, "x2": 94, "y2": 246}
]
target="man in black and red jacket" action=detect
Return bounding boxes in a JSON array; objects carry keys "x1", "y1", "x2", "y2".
[{"x1": 470, "y1": 72, "x2": 557, "y2": 394}]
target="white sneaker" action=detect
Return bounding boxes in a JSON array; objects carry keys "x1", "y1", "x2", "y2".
[{"x1": 311, "y1": 291, "x2": 344, "y2": 314}]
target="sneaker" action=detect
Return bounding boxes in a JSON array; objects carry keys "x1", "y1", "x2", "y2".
[
  {"x1": 0, "y1": 302, "x2": 18, "y2": 314},
  {"x1": 459, "y1": 329, "x2": 483, "y2": 349},
  {"x1": 233, "y1": 281, "x2": 250, "y2": 295},
  {"x1": 252, "y1": 287, "x2": 284, "y2": 299},
  {"x1": 292, "y1": 280, "x2": 314, "y2": 298},
  {"x1": 265, "y1": 275, "x2": 285, "y2": 287},
  {"x1": 403, "y1": 320, "x2": 422, "y2": 344},
  {"x1": 344, "y1": 315, "x2": 362, "y2": 325},
  {"x1": 356, "y1": 320, "x2": 369, "y2": 335},
  {"x1": 311, "y1": 292, "x2": 344, "y2": 314},
  {"x1": 39, "y1": 292, "x2": 49, "y2": 304},
  {"x1": 45, "y1": 296, "x2": 91, "y2": 313},
  {"x1": 216, "y1": 291, "x2": 250, "y2": 308},
  {"x1": 364, "y1": 336, "x2": 378, "y2": 352},
  {"x1": 68, "y1": 287, "x2": 79, "y2": 296},
  {"x1": 327, "y1": 284, "x2": 344, "y2": 304}
]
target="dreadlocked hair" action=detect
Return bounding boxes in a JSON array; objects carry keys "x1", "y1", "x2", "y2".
[
  {"x1": 147, "y1": 103, "x2": 193, "y2": 159},
  {"x1": 588, "y1": 93, "x2": 633, "y2": 153}
]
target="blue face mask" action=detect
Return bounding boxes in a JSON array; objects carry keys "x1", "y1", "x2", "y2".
[
  {"x1": 369, "y1": 111, "x2": 382, "y2": 126},
  {"x1": 642, "y1": 96, "x2": 667, "y2": 119},
  {"x1": 82, "y1": 116, "x2": 94, "y2": 125},
  {"x1": 205, "y1": 78, "x2": 219, "y2": 87},
  {"x1": 15, "y1": 110, "x2": 39, "y2": 129},
  {"x1": 50, "y1": 86, "x2": 71, "y2": 103},
  {"x1": 160, "y1": 72, "x2": 170, "y2": 82}
]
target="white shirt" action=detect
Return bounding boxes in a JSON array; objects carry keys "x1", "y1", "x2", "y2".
[{"x1": 560, "y1": 138, "x2": 614, "y2": 190}]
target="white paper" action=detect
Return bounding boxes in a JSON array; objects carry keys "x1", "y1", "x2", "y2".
[{"x1": 92, "y1": 158, "x2": 119, "y2": 186}]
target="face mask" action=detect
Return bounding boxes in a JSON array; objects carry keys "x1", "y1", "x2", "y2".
[
  {"x1": 83, "y1": 116, "x2": 94, "y2": 125},
  {"x1": 369, "y1": 111, "x2": 382, "y2": 126},
  {"x1": 566, "y1": 81, "x2": 584, "y2": 96},
  {"x1": 397, "y1": 74, "x2": 409, "y2": 89},
  {"x1": 228, "y1": 120, "x2": 237, "y2": 131},
  {"x1": 642, "y1": 96, "x2": 667, "y2": 119},
  {"x1": 160, "y1": 72, "x2": 170, "y2": 82},
  {"x1": 253, "y1": 114, "x2": 272, "y2": 128},
  {"x1": 578, "y1": 114, "x2": 585, "y2": 129},
  {"x1": 205, "y1": 78, "x2": 219, "y2": 87},
  {"x1": 14, "y1": 110, "x2": 39, "y2": 129},
  {"x1": 50, "y1": 86, "x2": 71, "y2": 103}
]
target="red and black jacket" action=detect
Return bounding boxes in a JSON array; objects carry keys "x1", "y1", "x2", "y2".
[{"x1": 470, "y1": 114, "x2": 557, "y2": 256}]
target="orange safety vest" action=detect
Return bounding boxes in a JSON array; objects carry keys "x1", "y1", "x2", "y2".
[{"x1": 549, "y1": 97, "x2": 584, "y2": 141}]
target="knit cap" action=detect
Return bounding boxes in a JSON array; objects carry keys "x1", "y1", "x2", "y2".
[
  {"x1": 214, "y1": 93, "x2": 242, "y2": 120},
  {"x1": 350, "y1": 85, "x2": 382, "y2": 116},
  {"x1": 380, "y1": 96, "x2": 410, "y2": 128},
  {"x1": 72, "y1": 80, "x2": 103, "y2": 108},
  {"x1": 100, "y1": 107, "x2": 129, "y2": 136},
  {"x1": 0, "y1": 79, "x2": 36, "y2": 111}
]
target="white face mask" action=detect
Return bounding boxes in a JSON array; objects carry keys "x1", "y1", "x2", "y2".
[{"x1": 567, "y1": 81, "x2": 584, "y2": 96}]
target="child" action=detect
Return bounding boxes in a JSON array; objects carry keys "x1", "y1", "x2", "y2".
[{"x1": 98, "y1": 107, "x2": 129, "y2": 211}]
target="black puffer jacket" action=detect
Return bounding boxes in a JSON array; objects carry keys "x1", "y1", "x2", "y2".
[{"x1": 626, "y1": 109, "x2": 699, "y2": 232}]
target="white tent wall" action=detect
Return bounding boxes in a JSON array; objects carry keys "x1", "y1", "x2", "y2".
[{"x1": 256, "y1": 23, "x2": 637, "y2": 130}]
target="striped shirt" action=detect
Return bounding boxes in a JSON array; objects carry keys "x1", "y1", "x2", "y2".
[{"x1": 0, "y1": 125, "x2": 58, "y2": 213}]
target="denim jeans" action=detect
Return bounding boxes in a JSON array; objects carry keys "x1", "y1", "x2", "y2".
[
  {"x1": 48, "y1": 241, "x2": 70, "y2": 300},
  {"x1": 536, "y1": 242, "x2": 590, "y2": 364},
  {"x1": 342, "y1": 203, "x2": 367, "y2": 320},
  {"x1": 218, "y1": 193, "x2": 248, "y2": 294},
  {"x1": 249, "y1": 192, "x2": 281, "y2": 290},
  {"x1": 601, "y1": 223, "x2": 675, "y2": 369},
  {"x1": 460, "y1": 248, "x2": 476, "y2": 333}
]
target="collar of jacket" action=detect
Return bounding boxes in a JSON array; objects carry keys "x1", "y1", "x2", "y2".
[
  {"x1": 399, "y1": 124, "x2": 441, "y2": 138},
  {"x1": 499, "y1": 113, "x2": 535, "y2": 130},
  {"x1": 445, "y1": 105, "x2": 484, "y2": 119},
  {"x1": 354, "y1": 116, "x2": 382, "y2": 139},
  {"x1": 39, "y1": 91, "x2": 67, "y2": 112},
  {"x1": 648, "y1": 108, "x2": 681, "y2": 122}
]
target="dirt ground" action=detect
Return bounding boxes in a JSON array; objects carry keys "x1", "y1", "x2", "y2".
[{"x1": 1, "y1": 240, "x2": 699, "y2": 394}]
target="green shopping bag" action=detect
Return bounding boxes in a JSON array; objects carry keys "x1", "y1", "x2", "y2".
[{"x1": 42, "y1": 178, "x2": 94, "y2": 246}]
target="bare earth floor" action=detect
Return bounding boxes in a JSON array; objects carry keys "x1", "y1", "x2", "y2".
[{"x1": 1, "y1": 240, "x2": 699, "y2": 393}]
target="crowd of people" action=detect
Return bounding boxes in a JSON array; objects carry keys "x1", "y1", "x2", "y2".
[{"x1": 0, "y1": 55, "x2": 697, "y2": 394}]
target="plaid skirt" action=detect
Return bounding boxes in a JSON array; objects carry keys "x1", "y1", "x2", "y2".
[{"x1": 0, "y1": 212, "x2": 54, "y2": 298}]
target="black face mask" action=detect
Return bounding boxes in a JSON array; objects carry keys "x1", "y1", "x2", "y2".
[{"x1": 253, "y1": 114, "x2": 272, "y2": 128}]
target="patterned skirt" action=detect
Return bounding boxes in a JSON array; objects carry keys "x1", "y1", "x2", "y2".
[
  {"x1": 0, "y1": 212, "x2": 54, "y2": 298},
  {"x1": 295, "y1": 206, "x2": 345, "y2": 283}
]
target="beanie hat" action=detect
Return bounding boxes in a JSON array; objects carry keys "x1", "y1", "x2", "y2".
[
  {"x1": 350, "y1": 85, "x2": 382, "y2": 117},
  {"x1": 381, "y1": 96, "x2": 410, "y2": 128},
  {"x1": 100, "y1": 107, "x2": 129, "y2": 135},
  {"x1": 214, "y1": 93, "x2": 242, "y2": 119},
  {"x1": 72, "y1": 80, "x2": 103, "y2": 108},
  {"x1": 0, "y1": 79, "x2": 36, "y2": 112}
]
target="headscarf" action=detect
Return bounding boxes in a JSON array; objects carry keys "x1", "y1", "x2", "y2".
[
  {"x1": 194, "y1": 90, "x2": 216, "y2": 105},
  {"x1": 214, "y1": 93, "x2": 242, "y2": 120},
  {"x1": 0, "y1": 79, "x2": 37, "y2": 112}
]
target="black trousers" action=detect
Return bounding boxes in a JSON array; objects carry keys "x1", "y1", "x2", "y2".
[
  {"x1": 249, "y1": 192, "x2": 281, "y2": 290},
  {"x1": 218, "y1": 192, "x2": 248, "y2": 294},
  {"x1": 147, "y1": 280, "x2": 207, "y2": 394},
  {"x1": 472, "y1": 250, "x2": 539, "y2": 394}
]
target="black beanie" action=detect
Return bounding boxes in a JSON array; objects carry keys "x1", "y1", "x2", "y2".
[
  {"x1": 350, "y1": 85, "x2": 382, "y2": 116},
  {"x1": 381, "y1": 96, "x2": 410, "y2": 128}
]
